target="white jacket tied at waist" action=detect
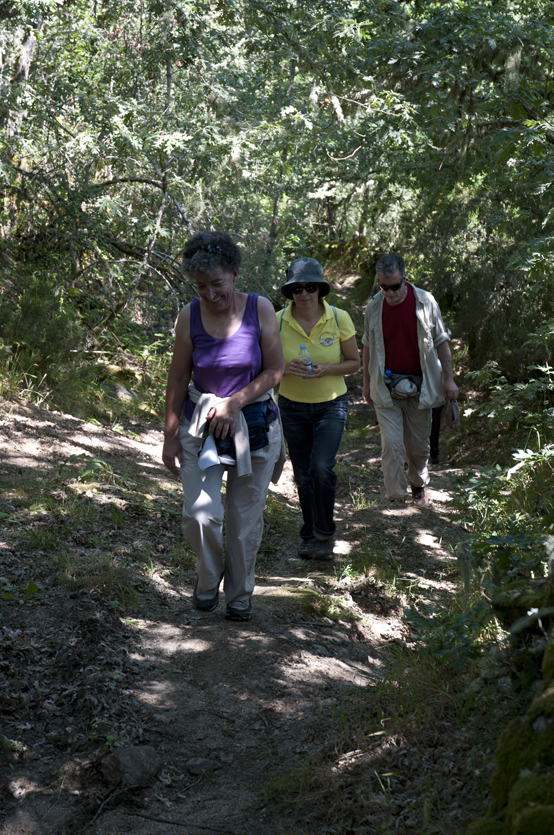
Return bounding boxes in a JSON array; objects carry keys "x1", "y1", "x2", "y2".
[{"x1": 186, "y1": 384, "x2": 285, "y2": 481}]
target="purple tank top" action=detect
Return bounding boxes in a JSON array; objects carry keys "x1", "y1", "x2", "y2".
[{"x1": 183, "y1": 294, "x2": 263, "y2": 420}]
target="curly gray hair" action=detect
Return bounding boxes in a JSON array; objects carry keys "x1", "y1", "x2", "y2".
[{"x1": 182, "y1": 232, "x2": 242, "y2": 277}]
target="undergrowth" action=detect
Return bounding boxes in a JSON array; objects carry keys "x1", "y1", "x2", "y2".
[
  {"x1": 412, "y1": 446, "x2": 554, "y2": 667},
  {"x1": 0, "y1": 443, "x2": 189, "y2": 614},
  {"x1": 266, "y1": 648, "x2": 524, "y2": 834},
  {"x1": 292, "y1": 586, "x2": 361, "y2": 622},
  {"x1": 263, "y1": 352, "x2": 554, "y2": 833},
  {"x1": 0, "y1": 274, "x2": 172, "y2": 423}
]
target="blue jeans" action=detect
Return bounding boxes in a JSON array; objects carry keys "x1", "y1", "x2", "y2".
[{"x1": 278, "y1": 394, "x2": 348, "y2": 541}]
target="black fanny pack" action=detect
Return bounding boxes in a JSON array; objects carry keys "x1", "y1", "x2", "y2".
[
  {"x1": 241, "y1": 401, "x2": 270, "y2": 452},
  {"x1": 384, "y1": 372, "x2": 423, "y2": 399},
  {"x1": 209, "y1": 401, "x2": 271, "y2": 465}
]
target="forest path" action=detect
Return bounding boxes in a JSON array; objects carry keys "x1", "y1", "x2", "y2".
[{"x1": 0, "y1": 393, "x2": 471, "y2": 835}]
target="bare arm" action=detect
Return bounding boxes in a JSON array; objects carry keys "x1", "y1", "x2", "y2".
[
  {"x1": 308, "y1": 335, "x2": 360, "y2": 379},
  {"x1": 206, "y1": 297, "x2": 285, "y2": 439},
  {"x1": 362, "y1": 344, "x2": 372, "y2": 404},
  {"x1": 162, "y1": 306, "x2": 193, "y2": 475},
  {"x1": 436, "y1": 341, "x2": 459, "y2": 402}
]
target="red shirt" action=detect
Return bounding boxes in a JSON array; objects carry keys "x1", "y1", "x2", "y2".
[{"x1": 382, "y1": 285, "x2": 422, "y2": 375}]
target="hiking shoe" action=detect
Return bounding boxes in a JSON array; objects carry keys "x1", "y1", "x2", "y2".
[
  {"x1": 430, "y1": 454, "x2": 439, "y2": 465},
  {"x1": 312, "y1": 539, "x2": 334, "y2": 561},
  {"x1": 411, "y1": 485, "x2": 428, "y2": 508},
  {"x1": 192, "y1": 580, "x2": 219, "y2": 612},
  {"x1": 298, "y1": 539, "x2": 317, "y2": 559},
  {"x1": 225, "y1": 600, "x2": 253, "y2": 622}
]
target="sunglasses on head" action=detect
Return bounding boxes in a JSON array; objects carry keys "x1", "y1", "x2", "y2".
[
  {"x1": 291, "y1": 283, "x2": 319, "y2": 295},
  {"x1": 379, "y1": 278, "x2": 404, "y2": 292}
]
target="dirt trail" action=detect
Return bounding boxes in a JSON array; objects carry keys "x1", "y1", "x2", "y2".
[{"x1": 0, "y1": 393, "x2": 469, "y2": 834}]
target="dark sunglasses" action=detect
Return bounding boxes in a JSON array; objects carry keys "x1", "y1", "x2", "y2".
[
  {"x1": 379, "y1": 278, "x2": 404, "y2": 292},
  {"x1": 291, "y1": 283, "x2": 319, "y2": 294}
]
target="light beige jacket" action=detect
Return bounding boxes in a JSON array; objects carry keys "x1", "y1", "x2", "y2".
[{"x1": 362, "y1": 282, "x2": 450, "y2": 410}]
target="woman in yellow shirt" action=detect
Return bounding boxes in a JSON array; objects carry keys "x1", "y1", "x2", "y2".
[{"x1": 277, "y1": 258, "x2": 360, "y2": 560}]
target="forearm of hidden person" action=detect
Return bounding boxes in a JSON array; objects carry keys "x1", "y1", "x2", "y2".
[
  {"x1": 436, "y1": 341, "x2": 454, "y2": 382},
  {"x1": 362, "y1": 344, "x2": 373, "y2": 404},
  {"x1": 436, "y1": 341, "x2": 459, "y2": 400}
]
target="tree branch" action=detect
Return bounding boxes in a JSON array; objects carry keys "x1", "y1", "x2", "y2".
[{"x1": 91, "y1": 177, "x2": 165, "y2": 190}]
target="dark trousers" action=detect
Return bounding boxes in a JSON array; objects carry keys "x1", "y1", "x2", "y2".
[
  {"x1": 278, "y1": 394, "x2": 348, "y2": 541},
  {"x1": 430, "y1": 405, "x2": 444, "y2": 458}
]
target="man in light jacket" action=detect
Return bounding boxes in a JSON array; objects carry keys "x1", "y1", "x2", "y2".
[{"x1": 362, "y1": 254, "x2": 459, "y2": 507}]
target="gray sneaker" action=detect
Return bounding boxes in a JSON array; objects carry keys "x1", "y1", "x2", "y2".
[
  {"x1": 192, "y1": 579, "x2": 220, "y2": 612},
  {"x1": 312, "y1": 539, "x2": 334, "y2": 561},
  {"x1": 225, "y1": 600, "x2": 253, "y2": 622},
  {"x1": 298, "y1": 539, "x2": 317, "y2": 559}
]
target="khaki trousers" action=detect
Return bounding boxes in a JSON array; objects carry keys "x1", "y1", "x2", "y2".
[
  {"x1": 374, "y1": 396, "x2": 431, "y2": 500},
  {"x1": 178, "y1": 419, "x2": 281, "y2": 608}
]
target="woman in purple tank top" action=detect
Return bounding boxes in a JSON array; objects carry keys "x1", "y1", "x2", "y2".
[{"x1": 162, "y1": 232, "x2": 284, "y2": 622}]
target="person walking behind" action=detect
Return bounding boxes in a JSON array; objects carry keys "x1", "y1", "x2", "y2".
[
  {"x1": 162, "y1": 232, "x2": 285, "y2": 622},
  {"x1": 277, "y1": 257, "x2": 360, "y2": 560},
  {"x1": 429, "y1": 404, "x2": 444, "y2": 465},
  {"x1": 362, "y1": 253, "x2": 458, "y2": 507}
]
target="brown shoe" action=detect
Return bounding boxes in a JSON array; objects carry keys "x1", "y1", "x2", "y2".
[{"x1": 411, "y1": 485, "x2": 428, "y2": 508}]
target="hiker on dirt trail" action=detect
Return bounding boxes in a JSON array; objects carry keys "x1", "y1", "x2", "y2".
[
  {"x1": 162, "y1": 232, "x2": 285, "y2": 622},
  {"x1": 277, "y1": 257, "x2": 360, "y2": 561},
  {"x1": 429, "y1": 404, "x2": 444, "y2": 465},
  {"x1": 362, "y1": 253, "x2": 459, "y2": 508}
]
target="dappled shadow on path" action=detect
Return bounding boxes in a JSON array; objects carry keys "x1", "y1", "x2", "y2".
[{"x1": 0, "y1": 397, "x2": 471, "y2": 834}]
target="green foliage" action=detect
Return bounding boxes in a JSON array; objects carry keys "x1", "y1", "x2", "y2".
[
  {"x1": 348, "y1": 484, "x2": 376, "y2": 511},
  {"x1": 458, "y1": 463, "x2": 550, "y2": 582},
  {"x1": 1, "y1": 0, "x2": 554, "y2": 419},
  {"x1": 60, "y1": 454, "x2": 131, "y2": 487},
  {"x1": 465, "y1": 819, "x2": 507, "y2": 835},
  {"x1": 54, "y1": 551, "x2": 137, "y2": 602},
  {"x1": 292, "y1": 586, "x2": 361, "y2": 623},
  {"x1": 28, "y1": 526, "x2": 67, "y2": 553},
  {"x1": 405, "y1": 599, "x2": 495, "y2": 668},
  {"x1": 406, "y1": 352, "x2": 554, "y2": 665},
  {"x1": 0, "y1": 0, "x2": 553, "y2": 415},
  {"x1": 463, "y1": 361, "x2": 554, "y2": 437},
  {"x1": 0, "y1": 275, "x2": 90, "y2": 401},
  {"x1": 5, "y1": 277, "x2": 82, "y2": 366},
  {"x1": 451, "y1": 447, "x2": 551, "y2": 594},
  {"x1": 1, "y1": 580, "x2": 41, "y2": 604}
]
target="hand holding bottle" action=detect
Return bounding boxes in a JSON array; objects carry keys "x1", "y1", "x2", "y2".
[
  {"x1": 297, "y1": 344, "x2": 313, "y2": 376},
  {"x1": 285, "y1": 344, "x2": 314, "y2": 377}
]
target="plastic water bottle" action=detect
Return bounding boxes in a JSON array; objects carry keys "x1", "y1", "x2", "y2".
[
  {"x1": 298, "y1": 344, "x2": 313, "y2": 375},
  {"x1": 385, "y1": 369, "x2": 392, "y2": 387}
]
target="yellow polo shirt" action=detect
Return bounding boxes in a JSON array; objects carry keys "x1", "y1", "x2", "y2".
[{"x1": 277, "y1": 300, "x2": 356, "y2": 403}]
